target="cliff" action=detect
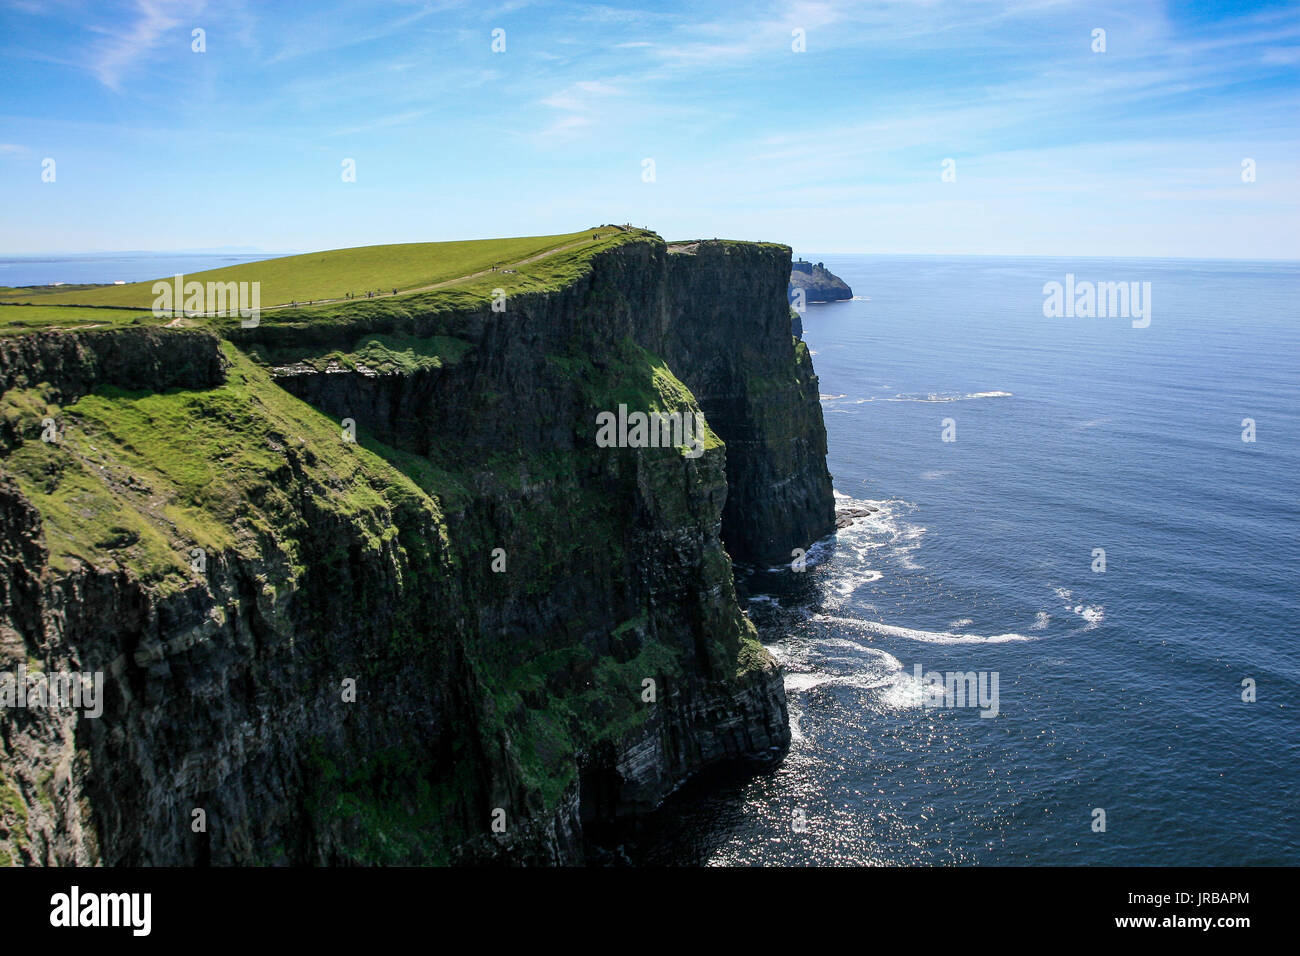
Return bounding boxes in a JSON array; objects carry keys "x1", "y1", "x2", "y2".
[
  {"x1": 0, "y1": 234, "x2": 834, "y2": 865},
  {"x1": 789, "y1": 259, "x2": 853, "y2": 303}
]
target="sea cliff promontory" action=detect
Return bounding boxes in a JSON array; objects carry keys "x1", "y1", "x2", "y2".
[
  {"x1": 789, "y1": 258, "x2": 853, "y2": 303},
  {"x1": 0, "y1": 228, "x2": 835, "y2": 865}
]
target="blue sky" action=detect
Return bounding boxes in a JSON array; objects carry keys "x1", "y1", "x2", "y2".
[{"x1": 1, "y1": 0, "x2": 1297, "y2": 257}]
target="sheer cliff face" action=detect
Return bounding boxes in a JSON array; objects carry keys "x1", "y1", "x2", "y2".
[
  {"x1": 661, "y1": 244, "x2": 836, "y2": 565},
  {"x1": 0, "y1": 237, "x2": 834, "y2": 865}
]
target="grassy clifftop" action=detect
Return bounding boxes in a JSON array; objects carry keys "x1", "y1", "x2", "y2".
[{"x1": 0, "y1": 226, "x2": 652, "y2": 316}]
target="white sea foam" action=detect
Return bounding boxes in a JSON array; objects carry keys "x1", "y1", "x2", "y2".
[
  {"x1": 879, "y1": 667, "x2": 927, "y2": 710},
  {"x1": 1053, "y1": 587, "x2": 1104, "y2": 630},
  {"x1": 828, "y1": 495, "x2": 926, "y2": 577},
  {"x1": 1030, "y1": 611, "x2": 1051, "y2": 631},
  {"x1": 774, "y1": 627, "x2": 945, "y2": 713},
  {"x1": 778, "y1": 643, "x2": 904, "y2": 696},
  {"x1": 896, "y1": 551, "x2": 924, "y2": 571},
  {"x1": 823, "y1": 567, "x2": 884, "y2": 599},
  {"x1": 1076, "y1": 605, "x2": 1105, "y2": 628},
  {"x1": 817, "y1": 637, "x2": 881, "y2": 653},
  {"x1": 848, "y1": 390, "x2": 1012, "y2": 404},
  {"x1": 948, "y1": 618, "x2": 974, "y2": 630},
  {"x1": 815, "y1": 613, "x2": 1037, "y2": 644},
  {"x1": 763, "y1": 528, "x2": 840, "y2": 572},
  {"x1": 783, "y1": 672, "x2": 831, "y2": 693}
]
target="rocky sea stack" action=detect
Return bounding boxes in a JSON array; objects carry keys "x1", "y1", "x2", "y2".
[
  {"x1": 0, "y1": 230, "x2": 836, "y2": 865},
  {"x1": 789, "y1": 259, "x2": 853, "y2": 302}
]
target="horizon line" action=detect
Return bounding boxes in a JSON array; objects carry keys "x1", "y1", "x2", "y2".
[{"x1": 5, "y1": 247, "x2": 1299, "y2": 266}]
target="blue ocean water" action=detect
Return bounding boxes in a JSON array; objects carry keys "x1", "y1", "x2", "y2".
[
  {"x1": 0, "y1": 253, "x2": 279, "y2": 288},
  {"x1": 641, "y1": 254, "x2": 1300, "y2": 865}
]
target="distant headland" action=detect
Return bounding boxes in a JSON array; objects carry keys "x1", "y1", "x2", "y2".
[{"x1": 789, "y1": 258, "x2": 852, "y2": 302}]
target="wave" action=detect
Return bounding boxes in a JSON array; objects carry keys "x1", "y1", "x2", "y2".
[
  {"x1": 772, "y1": 642, "x2": 905, "y2": 699},
  {"x1": 762, "y1": 528, "x2": 841, "y2": 572},
  {"x1": 1075, "y1": 605, "x2": 1105, "y2": 628},
  {"x1": 814, "y1": 613, "x2": 1037, "y2": 644},
  {"x1": 773, "y1": 637, "x2": 980, "y2": 713},
  {"x1": 878, "y1": 667, "x2": 928, "y2": 710},
  {"x1": 820, "y1": 568, "x2": 885, "y2": 599},
  {"x1": 826, "y1": 495, "x2": 926, "y2": 578},
  {"x1": 1053, "y1": 587, "x2": 1105, "y2": 630},
  {"x1": 837, "y1": 497, "x2": 923, "y2": 570},
  {"x1": 848, "y1": 390, "x2": 1013, "y2": 404}
]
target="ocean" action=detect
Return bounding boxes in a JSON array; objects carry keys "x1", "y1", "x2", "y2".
[
  {"x1": 0, "y1": 253, "x2": 279, "y2": 288},
  {"x1": 638, "y1": 254, "x2": 1300, "y2": 865}
]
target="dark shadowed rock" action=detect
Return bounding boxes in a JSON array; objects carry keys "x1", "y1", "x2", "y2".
[{"x1": 789, "y1": 258, "x2": 853, "y2": 303}]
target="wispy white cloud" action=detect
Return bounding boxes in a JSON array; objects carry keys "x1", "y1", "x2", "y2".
[
  {"x1": 328, "y1": 108, "x2": 430, "y2": 137},
  {"x1": 264, "y1": 3, "x2": 446, "y2": 64},
  {"x1": 89, "y1": 0, "x2": 203, "y2": 91},
  {"x1": 1261, "y1": 46, "x2": 1300, "y2": 66},
  {"x1": 536, "y1": 79, "x2": 625, "y2": 137}
]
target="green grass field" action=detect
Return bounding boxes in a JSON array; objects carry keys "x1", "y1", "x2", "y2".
[
  {"x1": 0, "y1": 227, "x2": 633, "y2": 310},
  {"x1": 0, "y1": 304, "x2": 160, "y2": 336}
]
